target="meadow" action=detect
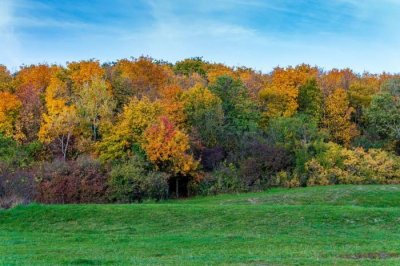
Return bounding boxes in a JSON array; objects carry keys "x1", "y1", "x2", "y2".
[{"x1": 1, "y1": 185, "x2": 400, "y2": 265}]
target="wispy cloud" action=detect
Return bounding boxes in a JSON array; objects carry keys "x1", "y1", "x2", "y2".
[{"x1": 1, "y1": 0, "x2": 400, "y2": 73}]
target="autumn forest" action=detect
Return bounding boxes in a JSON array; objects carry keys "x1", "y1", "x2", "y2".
[{"x1": 1, "y1": 57, "x2": 400, "y2": 207}]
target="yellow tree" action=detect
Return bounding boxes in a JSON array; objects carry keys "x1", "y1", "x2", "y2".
[
  {"x1": 0, "y1": 92, "x2": 22, "y2": 139},
  {"x1": 113, "y1": 57, "x2": 171, "y2": 100},
  {"x1": 14, "y1": 64, "x2": 59, "y2": 142},
  {"x1": 75, "y1": 78, "x2": 116, "y2": 141},
  {"x1": 205, "y1": 63, "x2": 236, "y2": 84},
  {"x1": 67, "y1": 60, "x2": 105, "y2": 90},
  {"x1": 97, "y1": 97, "x2": 162, "y2": 162},
  {"x1": 39, "y1": 77, "x2": 78, "y2": 160},
  {"x1": 158, "y1": 85, "x2": 186, "y2": 129},
  {"x1": 324, "y1": 88, "x2": 358, "y2": 146},
  {"x1": 260, "y1": 64, "x2": 319, "y2": 121},
  {"x1": 0, "y1": 65, "x2": 13, "y2": 92},
  {"x1": 141, "y1": 116, "x2": 198, "y2": 196}
]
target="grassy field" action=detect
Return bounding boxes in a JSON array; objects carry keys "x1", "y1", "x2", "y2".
[{"x1": 1, "y1": 185, "x2": 400, "y2": 265}]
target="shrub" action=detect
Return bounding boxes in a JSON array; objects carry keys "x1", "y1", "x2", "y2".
[
  {"x1": 273, "y1": 171, "x2": 301, "y2": 188},
  {"x1": 239, "y1": 142, "x2": 293, "y2": 189},
  {"x1": 108, "y1": 157, "x2": 169, "y2": 202},
  {"x1": 0, "y1": 165, "x2": 36, "y2": 209},
  {"x1": 199, "y1": 147, "x2": 225, "y2": 171},
  {"x1": 142, "y1": 171, "x2": 169, "y2": 201},
  {"x1": 35, "y1": 156, "x2": 108, "y2": 204},
  {"x1": 304, "y1": 142, "x2": 400, "y2": 185},
  {"x1": 191, "y1": 163, "x2": 243, "y2": 196}
]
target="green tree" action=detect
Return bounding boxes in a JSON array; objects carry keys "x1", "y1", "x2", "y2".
[
  {"x1": 365, "y1": 93, "x2": 400, "y2": 141},
  {"x1": 209, "y1": 76, "x2": 260, "y2": 134},
  {"x1": 298, "y1": 79, "x2": 323, "y2": 123},
  {"x1": 181, "y1": 85, "x2": 224, "y2": 147},
  {"x1": 174, "y1": 57, "x2": 207, "y2": 78}
]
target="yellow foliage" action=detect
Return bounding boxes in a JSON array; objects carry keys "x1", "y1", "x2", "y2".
[
  {"x1": 324, "y1": 88, "x2": 358, "y2": 146},
  {"x1": 158, "y1": 85, "x2": 186, "y2": 129},
  {"x1": 38, "y1": 76, "x2": 79, "y2": 159},
  {"x1": 115, "y1": 57, "x2": 171, "y2": 99},
  {"x1": 0, "y1": 92, "x2": 22, "y2": 138},
  {"x1": 142, "y1": 116, "x2": 198, "y2": 175},
  {"x1": 260, "y1": 65, "x2": 318, "y2": 119},
  {"x1": 67, "y1": 60, "x2": 105, "y2": 88},
  {"x1": 305, "y1": 142, "x2": 400, "y2": 185},
  {"x1": 97, "y1": 97, "x2": 162, "y2": 162},
  {"x1": 205, "y1": 63, "x2": 236, "y2": 84}
]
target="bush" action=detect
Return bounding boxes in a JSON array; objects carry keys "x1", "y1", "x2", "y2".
[
  {"x1": 142, "y1": 172, "x2": 169, "y2": 201},
  {"x1": 35, "y1": 156, "x2": 108, "y2": 204},
  {"x1": 273, "y1": 171, "x2": 301, "y2": 188},
  {"x1": 239, "y1": 142, "x2": 293, "y2": 189},
  {"x1": 304, "y1": 142, "x2": 400, "y2": 185},
  {"x1": 108, "y1": 157, "x2": 169, "y2": 202},
  {"x1": 191, "y1": 163, "x2": 244, "y2": 196},
  {"x1": 0, "y1": 164, "x2": 36, "y2": 209}
]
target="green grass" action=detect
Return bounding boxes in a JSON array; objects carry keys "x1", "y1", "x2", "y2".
[{"x1": 1, "y1": 185, "x2": 400, "y2": 265}]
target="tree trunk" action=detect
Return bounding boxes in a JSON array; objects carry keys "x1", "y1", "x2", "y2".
[{"x1": 175, "y1": 178, "x2": 179, "y2": 198}]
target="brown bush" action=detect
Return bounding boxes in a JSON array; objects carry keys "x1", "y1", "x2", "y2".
[{"x1": 35, "y1": 156, "x2": 108, "y2": 204}]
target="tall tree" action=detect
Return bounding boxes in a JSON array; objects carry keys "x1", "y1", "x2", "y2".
[
  {"x1": 324, "y1": 88, "x2": 358, "y2": 146},
  {"x1": 14, "y1": 64, "x2": 59, "y2": 142},
  {"x1": 75, "y1": 78, "x2": 116, "y2": 141},
  {"x1": 112, "y1": 57, "x2": 171, "y2": 102},
  {"x1": 260, "y1": 64, "x2": 319, "y2": 120},
  {"x1": 0, "y1": 65, "x2": 13, "y2": 92},
  {"x1": 39, "y1": 77, "x2": 78, "y2": 160},
  {"x1": 0, "y1": 92, "x2": 22, "y2": 140},
  {"x1": 209, "y1": 76, "x2": 260, "y2": 135},
  {"x1": 365, "y1": 93, "x2": 400, "y2": 142},
  {"x1": 97, "y1": 97, "x2": 162, "y2": 162},
  {"x1": 141, "y1": 116, "x2": 198, "y2": 197},
  {"x1": 298, "y1": 78, "x2": 323, "y2": 123},
  {"x1": 181, "y1": 85, "x2": 224, "y2": 148}
]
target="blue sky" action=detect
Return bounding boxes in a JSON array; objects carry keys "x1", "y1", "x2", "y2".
[{"x1": 1, "y1": 0, "x2": 400, "y2": 73}]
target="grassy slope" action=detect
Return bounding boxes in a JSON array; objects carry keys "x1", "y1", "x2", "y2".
[{"x1": 1, "y1": 185, "x2": 400, "y2": 265}]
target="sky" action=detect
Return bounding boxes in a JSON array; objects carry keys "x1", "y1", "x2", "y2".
[{"x1": 1, "y1": 0, "x2": 400, "y2": 73}]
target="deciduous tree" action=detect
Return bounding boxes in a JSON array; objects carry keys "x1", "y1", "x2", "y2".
[{"x1": 324, "y1": 88, "x2": 358, "y2": 146}]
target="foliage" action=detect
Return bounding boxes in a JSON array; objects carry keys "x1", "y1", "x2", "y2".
[
  {"x1": 39, "y1": 77, "x2": 79, "y2": 160},
  {"x1": 2, "y1": 58, "x2": 400, "y2": 201},
  {"x1": 181, "y1": 85, "x2": 224, "y2": 147},
  {"x1": 0, "y1": 167, "x2": 35, "y2": 209},
  {"x1": 97, "y1": 97, "x2": 162, "y2": 162},
  {"x1": 75, "y1": 78, "x2": 116, "y2": 141},
  {"x1": 260, "y1": 64, "x2": 318, "y2": 120},
  {"x1": 0, "y1": 92, "x2": 22, "y2": 139},
  {"x1": 297, "y1": 78, "x2": 323, "y2": 122},
  {"x1": 108, "y1": 157, "x2": 169, "y2": 202},
  {"x1": 142, "y1": 116, "x2": 198, "y2": 176},
  {"x1": 365, "y1": 92, "x2": 400, "y2": 142},
  {"x1": 305, "y1": 142, "x2": 400, "y2": 185},
  {"x1": 209, "y1": 76, "x2": 260, "y2": 152},
  {"x1": 174, "y1": 57, "x2": 207, "y2": 78},
  {"x1": 193, "y1": 163, "x2": 243, "y2": 195},
  {"x1": 0, "y1": 65, "x2": 13, "y2": 92},
  {"x1": 35, "y1": 156, "x2": 108, "y2": 204},
  {"x1": 324, "y1": 88, "x2": 358, "y2": 146}
]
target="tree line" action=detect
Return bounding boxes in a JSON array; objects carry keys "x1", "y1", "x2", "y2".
[{"x1": 1, "y1": 57, "x2": 400, "y2": 208}]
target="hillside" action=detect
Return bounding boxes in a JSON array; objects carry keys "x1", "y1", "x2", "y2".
[{"x1": 1, "y1": 185, "x2": 400, "y2": 265}]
